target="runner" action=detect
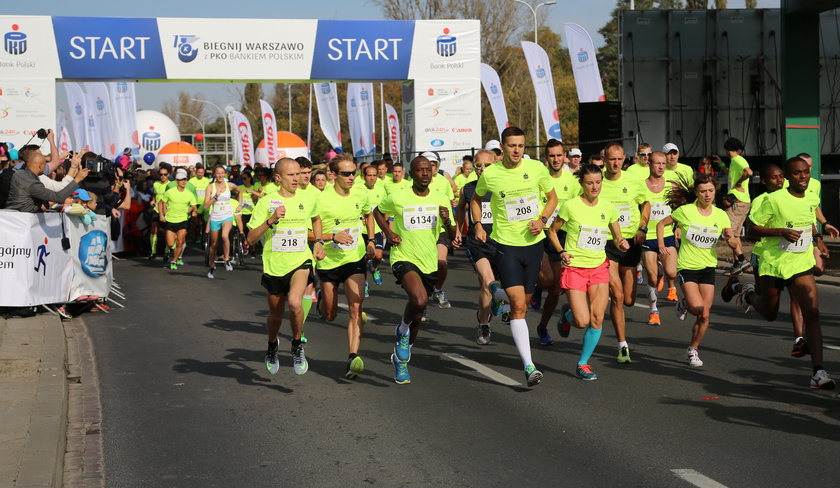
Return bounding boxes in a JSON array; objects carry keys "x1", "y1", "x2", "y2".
[
  {"x1": 204, "y1": 164, "x2": 243, "y2": 278},
  {"x1": 453, "y1": 159, "x2": 476, "y2": 193},
  {"x1": 471, "y1": 126, "x2": 558, "y2": 386},
  {"x1": 294, "y1": 157, "x2": 322, "y2": 335},
  {"x1": 722, "y1": 156, "x2": 836, "y2": 389},
  {"x1": 315, "y1": 156, "x2": 376, "y2": 379},
  {"x1": 723, "y1": 138, "x2": 753, "y2": 276},
  {"x1": 599, "y1": 142, "x2": 650, "y2": 364},
  {"x1": 566, "y1": 148, "x2": 583, "y2": 173},
  {"x1": 547, "y1": 163, "x2": 629, "y2": 381},
  {"x1": 353, "y1": 164, "x2": 387, "y2": 287},
  {"x1": 149, "y1": 164, "x2": 171, "y2": 258},
  {"x1": 656, "y1": 174, "x2": 735, "y2": 367},
  {"x1": 424, "y1": 153, "x2": 457, "y2": 310},
  {"x1": 158, "y1": 169, "x2": 198, "y2": 270},
  {"x1": 188, "y1": 163, "x2": 211, "y2": 243},
  {"x1": 247, "y1": 158, "x2": 325, "y2": 376},
  {"x1": 662, "y1": 143, "x2": 694, "y2": 187},
  {"x1": 312, "y1": 170, "x2": 327, "y2": 191},
  {"x1": 374, "y1": 155, "x2": 454, "y2": 384},
  {"x1": 641, "y1": 151, "x2": 678, "y2": 326},
  {"x1": 383, "y1": 163, "x2": 411, "y2": 195},
  {"x1": 625, "y1": 142, "x2": 652, "y2": 180}
]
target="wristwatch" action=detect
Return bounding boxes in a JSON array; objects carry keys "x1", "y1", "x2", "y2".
[{"x1": 540, "y1": 216, "x2": 548, "y2": 225}]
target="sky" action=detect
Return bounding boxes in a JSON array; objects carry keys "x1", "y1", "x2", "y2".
[{"x1": 4, "y1": 0, "x2": 780, "y2": 116}]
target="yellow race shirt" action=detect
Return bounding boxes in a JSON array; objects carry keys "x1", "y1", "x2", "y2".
[
  {"x1": 162, "y1": 187, "x2": 197, "y2": 224},
  {"x1": 728, "y1": 155, "x2": 751, "y2": 203},
  {"x1": 664, "y1": 162, "x2": 694, "y2": 188},
  {"x1": 645, "y1": 181, "x2": 673, "y2": 241},
  {"x1": 625, "y1": 162, "x2": 650, "y2": 180},
  {"x1": 751, "y1": 189, "x2": 819, "y2": 280},
  {"x1": 316, "y1": 187, "x2": 371, "y2": 271},
  {"x1": 600, "y1": 171, "x2": 648, "y2": 239},
  {"x1": 670, "y1": 203, "x2": 731, "y2": 271},
  {"x1": 376, "y1": 188, "x2": 450, "y2": 274},
  {"x1": 248, "y1": 191, "x2": 317, "y2": 277},
  {"x1": 557, "y1": 197, "x2": 619, "y2": 269}
]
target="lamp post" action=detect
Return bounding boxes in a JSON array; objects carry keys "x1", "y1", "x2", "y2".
[
  {"x1": 177, "y1": 111, "x2": 206, "y2": 163},
  {"x1": 190, "y1": 98, "x2": 230, "y2": 164},
  {"x1": 512, "y1": 0, "x2": 556, "y2": 159}
]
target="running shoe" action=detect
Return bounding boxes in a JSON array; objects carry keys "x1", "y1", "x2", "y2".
[
  {"x1": 721, "y1": 275, "x2": 740, "y2": 303},
  {"x1": 530, "y1": 289, "x2": 542, "y2": 310},
  {"x1": 394, "y1": 325, "x2": 411, "y2": 362},
  {"x1": 686, "y1": 347, "x2": 703, "y2": 368},
  {"x1": 500, "y1": 309, "x2": 511, "y2": 326},
  {"x1": 558, "y1": 304, "x2": 572, "y2": 338},
  {"x1": 207, "y1": 267, "x2": 215, "y2": 279},
  {"x1": 636, "y1": 270, "x2": 643, "y2": 284},
  {"x1": 657, "y1": 275, "x2": 664, "y2": 292},
  {"x1": 372, "y1": 269, "x2": 383, "y2": 285},
  {"x1": 729, "y1": 258, "x2": 752, "y2": 276},
  {"x1": 676, "y1": 299, "x2": 687, "y2": 321},
  {"x1": 224, "y1": 260, "x2": 233, "y2": 271},
  {"x1": 421, "y1": 307, "x2": 429, "y2": 323},
  {"x1": 292, "y1": 343, "x2": 308, "y2": 375},
  {"x1": 525, "y1": 364, "x2": 543, "y2": 387},
  {"x1": 537, "y1": 326, "x2": 555, "y2": 346},
  {"x1": 648, "y1": 310, "x2": 661, "y2": 326},
  {"x1": 666, "y1": 287, "x2": 678, "y2": 302},
  {"x1": 476, "y1": 324, "x2": 492, "y2": 345},
  {"x1": 177, "y1": 258, "x2": 184, "y2": 266},
  {"x1": 391, "y1": 353, "x2": 411, "y2": 384},
  {"x1": 169, "y1": 262, "x2": 177, "y2": 270},
  {"x1": 265, "y1": 341, "x2": 280, "y2": 375},
  {"x1": 791, "y1": 338, "x2": 810, "y2": 358},
  {"x1": 575, "y1": 364, "x2": 598, "y2": 381},
  {"x1": 364, "y1": 281, "x2": 369, "y2": 298},
  {"x1": 617, "y1": 346, "x2": 631, "y2": 364},
  {"x1": 345, "y1": 355, "x2": 365, "y2": 379},
  {"x1": 300, "y1": 334, "x2": 307, "y2": 344},
  {"x1": 361, "y1": 312, "x2": 368, "y2": 325},
  {"x1": 810, "y1": 369, "x2": 836, "y2": 390},
  {"x1": 735, "y1": 282, "x2": 755, "y2": 313},
  {"x1": 433, "y1": 289, "x2": 451, "y2": 309},
  {"x1": 488, "y1": 281, "x2": 505, "y2": 316},
  {"x1": 56, "y1": 306, "x2": 72, "y2": 320}
]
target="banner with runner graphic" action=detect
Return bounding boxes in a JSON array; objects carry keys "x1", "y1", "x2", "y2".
[
  {"x1": 480, "y1": 63, "x2": 509, "y2": 139},
  {"x1": 385, "y1": 103, "x2": 401, "y2": 159},
  {"x1": 67, "y1": 216, "x2": 113, "y2": 301},
  {"x1": 229, "y1": 110, "x2": 255, "y2": 166},
  {"x1": 563, "y1": 23, "x2": 606, "y2": 103},
  {"x1": 314, "y1": 83, "x2": 342, "y2": 152},
  {"x1": 521, "y1": 41, "x2": 562, "y2": 141},
  {"x1": 260, "y1": 99, "x2": 278, "y2": 165}
]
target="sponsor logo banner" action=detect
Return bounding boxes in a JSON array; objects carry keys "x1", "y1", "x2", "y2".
[{"x1": 0, "y1": 16, "x2": 61, "y2": 79}]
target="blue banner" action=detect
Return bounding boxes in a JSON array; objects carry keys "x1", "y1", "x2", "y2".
[{"x1": 311, "y1": 20, "x2": 414, "y2": 80}]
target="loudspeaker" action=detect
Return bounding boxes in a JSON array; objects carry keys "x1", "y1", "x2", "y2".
[{"x1": 578, "y1": 102, "x2": 622, "y2": 160}]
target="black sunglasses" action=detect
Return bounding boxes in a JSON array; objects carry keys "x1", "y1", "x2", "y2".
[
  {"x1": 159, "y1": 172, "x2": 169, "y2": 176},
  {"x1": 338, "y1": 170, "x2": 355, "y2": 177}
]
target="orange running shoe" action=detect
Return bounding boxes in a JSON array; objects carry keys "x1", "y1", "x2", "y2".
[
  {"x1": 648, "y1": 311, "x2": 661, "y2": 326},
  {"x1": 657, "y1": 276, "x2": 664, "y2": 292},
  {"x1": 666, "y1": 287, "x2": 679, "y2": 302}
]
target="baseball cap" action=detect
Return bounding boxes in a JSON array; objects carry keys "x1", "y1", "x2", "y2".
[
  {"x1": 484, "y1": 140, "x2": 501, "y2": 151},
  {"x1": 175, "y1": 168, "x2": 188, "y2": 180},
  {"x1": 72, "y1": 189, "x2": 92, "y2": 201},
  {"x1": 662, "y1": 143, "x2": 679, "y2": 153},
  {"x1": 420, "y1": 151, "x2": 439, "y2": 163},
  {"x1": 568, "y1": 148, "x2": 582, "y2": 157}
]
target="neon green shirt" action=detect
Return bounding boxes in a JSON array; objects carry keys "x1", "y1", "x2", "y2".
[
  {"x1": 239, "y1": 184, "x2": 256, "y2": 215},
  {"x1": 248, "y1": 191, "x2": 317, "y2": 277},
  {"x1": 161, "y1": 187, "x2": 197, "y2": 224},
  {"x1": 600, "y1": 171, "x2": 648, "y2": 239},
  {"x1": 783, "y1": 177, "x2": 821, "y2": 201},
  {"x1": 317, "y1": 187, "x2": 371, "y2": 271},
  {"x1": 728, "y1": 155, "x2": 751, "y2": 203},
  {"x1": 664, "y1": 162, "x2": 694, "y2": 188},
  {"x1": 383, "y1": 178, "x2": 412, "y2": 195},
  {"x1": 153, "y1": 181, "x2": 169, "y2": 204},
  {"x1": 429, "y1": 174, "x2": 454, "y2": 202},
  {"x1": 352, "y1": 183, "x2": 386, "y2": 209},
  {"x1": 670, "y1": 203, "x2": 731, "y2": 271},
  {"x1": 189, "y1": 176, "x2": 211, "y2": 211},
  {"x1": 542, "y1": 170, "x2": 580, "y2": 225},
  {"x1": 645, "y1": 181, "x2": 673, "y2": 240},
  {"x1": 376, "y1": 188, "x2": 450, "y2": 274},
  {"x1": 475, "y1": 159, "x2": 553, "y2": 246},
  {"x1": 166, "y1": 180, "x2": 197, "y2": 197},
  {"x1": 748, "y1": 192, "x2": 771, "y2": 261},
  {"x1": 625, "y1": 163, "x2": 650, "y2": 180},
  {"x1": 557, "y1": 196, "x2": 619, "y2": 269},
  {"x1": 751, "y1": 188, "x2": 819, "y2": 280},
  {"x1": 453, "y1": 172, "x2": 477, "y2": 192}
]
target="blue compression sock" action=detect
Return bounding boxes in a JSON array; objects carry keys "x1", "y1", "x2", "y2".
[{"x1": 578, "y1": 327, "x2": 603, "y2": 366}]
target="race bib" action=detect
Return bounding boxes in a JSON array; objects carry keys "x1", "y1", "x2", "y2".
[
  {"x1": 214, "y1": 201, "x2": 230, "y2": 213},
  {"x1": 481, "y1": 201, "x2": 494, "y2": 224},
  {"x1": 685, "y1": 224, "x2": 719, "y2": 249},
  {"x1": 650, "y1": 201, "x2": 671, "y2": 221},
  {"x1": 196, "y1": 188, "x2": 206, "y2": 199},
  {"x1": 403, "y1": 205, "x2": 438, "y2": 231},
  {"x1": 504, "y1": 193, "x2": 538, "y2": 222},
  {"x1": 577, "y1": 225, "x2": 609, "y2": 251},
  {"x1": 616, "y1": 205, "x2": 632, "y2": 227},
  {"x1": 332, "y1": 226, "x2": 360, "y2": 251},
  {"x1": 271, "y1": 228, "x2": 307, "y2": 252},
  {"x1": 240, "y1": 199, "x2": 254, "y2": 210},
  {"x1": 779, "y1": 227, "x2": 812, "y2": 253}
]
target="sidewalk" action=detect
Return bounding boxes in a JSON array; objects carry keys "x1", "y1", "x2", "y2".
[{"x1": 0, "y1": 314, "x2": 67, "y2": 488}]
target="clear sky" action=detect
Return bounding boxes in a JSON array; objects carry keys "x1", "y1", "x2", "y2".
[{"x1": 4, "y1": 0, "x2": 780, "y2": 115}]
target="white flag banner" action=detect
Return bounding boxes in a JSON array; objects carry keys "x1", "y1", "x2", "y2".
[
  {"x1": 230, "y1": 110, "x2": 255, "y2": 166},
  {"x1": 564, "y1": 23, "x2": 606, "y2": 103},
  {"x1": 84, "y1": 82, "x2": 119, "y2": 158},
  {"x1": 64, "y1": 82, "x2": 89, "y2": 151},
  {"x1": 385, "y1": 103, "x2": 400, "y2": 158},
  {"x1": 347, "y1": 83, "x2": 375, "y2": 157},
  {"x1": 56, "y1": 110, "x2": 72, "y2": 153},
  {"x1": 314, "y1": 83, "x2": 342, "y2": 152},
  {"x1": 108, "y1": 81, "x2": 138, "y2": 157},
  {"x1": 259, "y1": 99, "x2": 278, "y2": 165},
  {"x1": 521, "y1": 41, "x2": 563, "y2": 141},
  {"x1": 480, "y1": 63, "x2": 510, "y2": 139}
]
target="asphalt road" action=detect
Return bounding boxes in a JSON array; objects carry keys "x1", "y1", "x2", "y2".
[{"x1": 85, "y1": 249, "x2": 840, "y2": 487}]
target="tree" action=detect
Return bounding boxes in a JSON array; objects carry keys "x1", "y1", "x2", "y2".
[
  {"x1": 686, "y1": 0, "x2": 707, "y2": 8},
  {"x1": 745, "y1": 0, "x2": 756, "y2": 7},
  {"x1": 162, "y1": 91, "x2": 207, "y2": 133},
  {"x1": 714, "y1": 0, "x2": 727, "y2": 8}
]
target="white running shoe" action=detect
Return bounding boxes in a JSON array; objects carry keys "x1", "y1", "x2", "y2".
[
  {"x1": 810, "y1": 369, "x2": 836, "y2": 390},
  {"x1": 686, "y1": 347, "x2": 703, "y2": 368},
  {"x1": 676, "y1": 298, "x2": 687, "y2": 321},
  {"x1": 735, "y1": 283, "x2": 755, "y2": 313}
]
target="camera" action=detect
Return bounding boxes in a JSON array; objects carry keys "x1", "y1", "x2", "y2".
[
  {"x1": 83, "y1": 155, "x2": 119, "y2": 183},
  {"x1": 36, "y1": 128, "x2": 48, "y2": 139}
]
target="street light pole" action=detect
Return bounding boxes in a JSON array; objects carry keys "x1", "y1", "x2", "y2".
[
  {"x1": 190, "y1": 98, "x2": 230, "y2": 164},
  {"x1": 177, "y1": 111, "x2": 206, "y2": 163},
  {"x1": 511, "y1": 0, "x2": 556, "y2": 160}
]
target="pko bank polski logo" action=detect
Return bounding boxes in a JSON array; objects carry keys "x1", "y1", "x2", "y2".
[
  {"x1": 79, "y1": 230, "x2": 108, "y2": 278},
  {"x1": 436, "y1": 28, "x2": 456, "y2": 57},
  {"x1": 4, "y1": 24, "x2": 27, "y2": 55},
  {"x1": 173, "y1": 35, "x2": 199, "y2": 63},
  {"x1": 321, "y1": 83, "x2": 331, "y2": 95},
  {"x1": 577, "y1": 48, "x2": 589, "y2": 63},
  {"x1": 142, "y1": 127, "x2": 161, "y2": 151}
]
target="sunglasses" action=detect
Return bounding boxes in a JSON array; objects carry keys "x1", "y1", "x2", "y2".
[
  {"x1": 638, "y1": 152, "x2": 651, "y2": 157},
  {"x1": 338, "y1": 170, "x2": 355, "y2": 177},
  {"x1": 159, "y1": 172, "x2": 169, "y2": 177}
]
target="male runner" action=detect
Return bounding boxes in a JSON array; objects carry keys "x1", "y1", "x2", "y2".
[
  {"x1": 566, "y1": 148, "x2": 583, "y2": 173},
  {"x1": 625, "y1": 142, "x2": 652, "y2": 180},
  {"x1": 353, "y1": 165, "x2": 387, "y2": 286},
  {"x1": 662, "y1": 143, "x2": 694, "y2": 187},
  {"x1": 383, "y1": 163, "x2": 411, "y2": 195},
  {"x1": 641, "y1": 152, "x2": 678, "y2": 325},
  {"x1": 723, "y1": 138, "x2": 753, "y2": 275},
  {"x1": 424, "y1": 153, "x2": 457, "y2": 309}
]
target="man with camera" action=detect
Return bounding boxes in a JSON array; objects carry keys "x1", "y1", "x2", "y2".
[{"x1": 5, "y1": 147, "x2": 89, "y2": 213}]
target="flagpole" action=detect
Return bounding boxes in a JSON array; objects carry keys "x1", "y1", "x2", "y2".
[
  {"x1": 307, "y1": 84, "x2": 313, "y2": 158},
  {"x1": 380, "y1": 83, "x2": 385, "y2": 158},
  {"x1": 288, "y1": 84, "x2": 292, "y2": 132}
]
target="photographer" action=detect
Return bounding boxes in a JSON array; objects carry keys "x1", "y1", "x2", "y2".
[
  {"x1": 5, "y1": 147, "x2": 88, "y2": 213},
  {"x1": 79, "y1": 151, "x2": 130, "y2": 219}
]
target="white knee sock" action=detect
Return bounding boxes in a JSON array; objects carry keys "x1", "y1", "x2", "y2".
[
  {"x1": 648, "y1": 284, "x2": 658, "y2": 312},
  {"x1": 509, "y1": 318, "x2": 534, "y2": 367}
]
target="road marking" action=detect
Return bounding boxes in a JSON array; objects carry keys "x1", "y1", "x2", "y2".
[
  {"x1": 671, "y1": 469, "x2": 728, "y2": 488},
  {"x1": 444, "y1": 353, "x2": 521, "y2": 386},
  {"x1": 633, "y1": 303, "x2": 648, "y2": 309},
  {"x1": 336, "y1": 303, "x2": 378, "y2": 321},
  {"x1": 825, "y1": 344, "x2": 840, "y2": 351}
]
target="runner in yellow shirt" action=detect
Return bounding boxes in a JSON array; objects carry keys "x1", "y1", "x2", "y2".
[
  {"x1": 383, "y1": 164, "x2": 412, "y2": 195},
  {"x1": 723, "y1": 138, "x2": 753, "y2": 275},
  {"x1": 662, "y1": 143, "x2": 694, "y2": 188},
  {"x1": 158, "y1": 168, "x2": 198, "y2": 271},
  {"x1": 624, "y1": 142, "x2": 653, "y2": 181},
  {"x1": 149, "y1": 165, "x2": 171, "y2": 258},
  {"x1": 424, "y1": 153, "x2": 457, "y2": 311},
  {"x1": 247, "y1": 158, "x2": 325, "y2": 377},
  {"x1": 188, "y1": 164, "x2": 211, "y2": 243},
  {"x1": 352, "y1": 164, "x2": 387, "y2": 289}
]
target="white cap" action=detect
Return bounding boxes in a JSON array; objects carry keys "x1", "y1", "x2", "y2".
[
  {"x1": 568, "y1": 148, "x2": 582, "y2": 157},
  {"x1": 662, "y1": 142, "x2": 679, "y2": 153},
  {"x1": 484, "y1": 140, "x2": 501, "y2": 151},
  {"x1": 522, "y1": 154, "x2": 531, "y2": 160},
  {"x1": 420, "y1": 151, "x2": 439, "y2": 162},
  {"x1": 175, "y1": 168, "x2": 188, "y2": 180}
]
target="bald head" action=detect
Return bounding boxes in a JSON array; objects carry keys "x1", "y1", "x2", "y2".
[
  {"x1": 26, "y1": 151, "x2": 48, "y2": 176},
  {"x1": 274, "y1": 157, "x2": 301, "y2": 192}
]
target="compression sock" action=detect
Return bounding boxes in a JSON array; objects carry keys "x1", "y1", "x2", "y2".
[
  {"x1": 398, "y1": 317, "x2": 411, "y2": 335},
  {"x1": 301, "y1": 295, "x2": 313, "y2": 322},
  {"x1": 578, "y1": 327, "x2": 603, "y2": 366},
  {"x1": 150, "y1": 234, "x2": 158, "y2": 254},
  {"x1": 509, "y1": 319, "x2": 534, "y2": 367},
  {"x1": 648, "y1": 285, "x2": 658, "y2": 311}
]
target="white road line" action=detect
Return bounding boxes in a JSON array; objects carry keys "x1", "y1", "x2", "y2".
[
  {"x1": 443, "y1": 353, "x2": 521, "y2": 387},
  {"x1": 633, "y1": 303, "x2": 648, "y2": 309},
  {"x1": 671, "y1": 469, "x2": 728, "y2": 488},
  {"x1": 336, "y1": 303, "x2": 378, "y2": 321},
  {"x1": 825, "y1": 344, "x2": 840, "y2": 351}
]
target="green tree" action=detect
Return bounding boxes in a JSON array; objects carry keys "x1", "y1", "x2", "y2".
[{"x1": 686, "y1": 0, "x2": 707, "y2": 8}]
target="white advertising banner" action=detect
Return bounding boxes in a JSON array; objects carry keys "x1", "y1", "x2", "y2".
[
  {"x1": 563, "y1": 23, "x2": 606, "y2": 103},
  {"x1": 63, "y1": 82, "x2": 88, "y2": 151},
  {"x1": 108, "y1": 81, "x2": 138, "y2": 156},
  {"x1": 230, "y1": 110, "x2": 255, "y2": 166},
  {"x1": 0, "y1": 16, "x2": 61, "y2": 80},
  {"x1": 67, "y1": 216, "x2": 113, "y2": 301},
  {"x1": 347, "y1": 83, "x2": 375, "y2": 157},
  {"x1": 84, "y1": 82, "x2": 118, "y2": 158},
  {"x1": 314, "y1": 83, "x2": 342, "y2": 151},
  {"x1": 0, "y1": 211, "x2": 72, "y2": 307},
  {"x1": 385, "y1": 103, "x2": 400, "y2": 159},
  {"x1": 56, "y1": 109, "x2": 71, "y2": 152},
  {"x1": 521, "y1": 41, "x2": 563, "y2": 141},
  {"x1": 259, "y1": 99, "x2": 278, "y2": 165},
  {"x1": 480, "y1": 63, "x2": 509, "y2": 139},
  {"x1": 0, "y1": 78, "x2": 57, "y2": 150},
  {"x1": 408, "y1": 20, "x2": 480, "y2": 81}
]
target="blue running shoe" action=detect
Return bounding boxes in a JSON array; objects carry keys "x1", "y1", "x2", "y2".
[
  {"x1": 488, "y1": 280, "x2": 505, "y2": 316},
  {"x1": 364, "y1": 281, "x2": 370, "y2": 298},
  {"x1": 636, "y1": 270, "x2": 644, "y2": 284},
  {"x1": 558, "y1": 304, "x2": 572, "y2": 338},
  {"x1": 391, "y1": 353, "x2": 411, "y2": 384},
  {"x1": 525, "y1": 364, "x2": 543, "y2": 386},
  {"x1": 372, "y1": 269, "x2": 383, "y2": 285},
  {"x1": 530, "y1": 288, "x2": 542, "y2": 310},
  {"x1": 576, "y1": 364, "x2": 598, "y2": 381},
  {"x1": 394, "y1": 325, "x2": 411, "y2": 362},
  {"x1": 537, "y1": 326, "x2": 555, "y2": 345}
]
